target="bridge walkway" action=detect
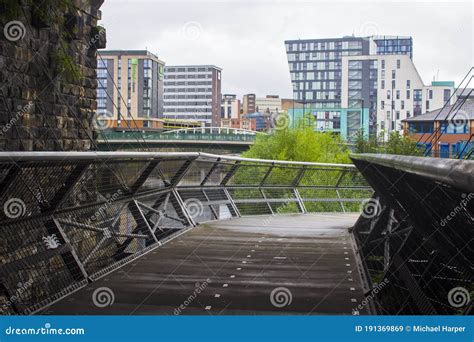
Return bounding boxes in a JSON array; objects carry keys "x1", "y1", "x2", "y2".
[{"x1": 45, "y1": 214, "x2": 368, "y2": 315}]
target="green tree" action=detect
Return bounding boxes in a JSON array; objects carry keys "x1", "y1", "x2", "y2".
[
  {"x1": 353, "y1": 128, "x2": 424, "y2": 156},
  {"x1": 354, "y1": 129, "x2": 380, "y2": 154},
  {"x1": 243, "y1": 121, "x2": 351, "y2": 164},
  {"x1": 385, "y1": 131, "x2": 424, "y2": 156}
]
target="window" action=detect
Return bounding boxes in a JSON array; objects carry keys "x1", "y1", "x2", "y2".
[
  {"x1": 406, "y1": 80, "x2": 411, "y2": 89},
  {"x1": 406, "y1": 90, "x2": 411, "y2": 99},
  {"x1": 381, "y1": 60, "x2": 385, "y2": 69},
  {"x1": 401, "y1": 100, "x2": 405, "y2": 109},
  {"x1": 381, "y1": 70, "x2": 385, "y2": 79},
  {"x1": 408, "y1": 122, "x2": 434, "y2": 134},
  {"x1": 396, "y1": 111, "x2": 400, "y2": 120},
  {"x1": 429, "y1": 89, "x2": 433, "y2": 99},
  {"x1": 392, "y1": 70, "x2": 396, "y2": 79},
  {"x1": 387, "y1": 111, "x2": 391, "y2": 120},
  {"x1": 396, "y1": 90, "x2": 400, "y2": 99},
  {"x1": 387, "y1": 90, "x2": 391, "y2": 99},
  {"x1": 381, "y1": 80, "x2": 385, "y2": 89},
  {"x1": 348, "y1": 61, "x2": 363, "y2": 69},
  {"x1": 426, "y1": 100, "x2": 430, "y2": 110},
  {"x1": 406, "y1": 110, "x2": 411, "y2": 118},
  {"x1": 444, "y1": 89, "x2": 451, "y2": 103},
  {"x1": 392, "y1": 80, "x2": 396, "y2": 89},
  {"x1": 397, "y1": 59, "x2": 401, "y2": 69},
  {"x1": 381, "y1": 101, "x2": 385, "y2": 109},
  {"x1": 441, "y1": 122, "x2": 468, "y2": 134}
]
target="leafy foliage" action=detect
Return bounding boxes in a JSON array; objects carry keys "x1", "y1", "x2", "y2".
[
  {"x1": 354, "y1": 129, "x2": 424, "y2": 156},
  {"x1": 243, "y1": 116, "x2": 351, "y2": 164}
]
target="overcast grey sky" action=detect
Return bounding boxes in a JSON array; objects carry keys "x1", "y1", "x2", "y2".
[{"x1": 100, "y1": 0, "x2": 473, "y2": 98}]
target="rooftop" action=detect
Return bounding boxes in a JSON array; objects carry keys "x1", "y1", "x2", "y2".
[
  {"x1": 403, "y1": 99, "x2": 474, "y2": 122},
  {"x1": 98, "y1": 50, "x2": 164, "y2": 63},
  {"x1": 165, "y1": 65, "x2": 222, "y2": 71}
]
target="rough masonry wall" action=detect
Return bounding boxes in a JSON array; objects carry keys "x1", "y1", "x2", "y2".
[{"x1": 0, "y1": 0, "x2": 106, "y2": 151}]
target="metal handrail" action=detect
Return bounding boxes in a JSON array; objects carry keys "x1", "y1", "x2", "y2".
[{"x1": 0, "y1": 152, "x2": 372, "y2": 315}]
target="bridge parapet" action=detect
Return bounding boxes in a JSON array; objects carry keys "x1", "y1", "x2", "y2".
[
  {"x1": 351, "y1": 154, "x2": 473, "y2": 315},
  {"x1": 0, "y1": 152, "x2": 372, "y2": 315}
]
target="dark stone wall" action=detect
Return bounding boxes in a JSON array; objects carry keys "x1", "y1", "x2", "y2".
[{"x1": 0, "y1": 0, "x2": 106, "y2": 151}]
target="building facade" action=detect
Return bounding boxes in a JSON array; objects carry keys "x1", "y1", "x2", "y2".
[
  {"x1": 242, "y1": 94, "x2": 256, "y2": 115},
  {"x1": 221, "y1": 94, "x2": 241, "y2": 120},
  {"x1": 372, "y1": 36, "x2": 413, "y2": 59},
  {"x1": 163, "y1": 65, "x2": 222, "y2": 127},
  {"x1": 403, "y1": 99, "x2": 474, "y2": 158},
  {"x1": 97, "y1": 50, "x2": 165, "y2": 129},
  {"x1": 341, "y1": 54, "x2": 455, "y2": 140},
  {"x1": 285, "y1": 35, "x2": 455, "y2": 141},
  {"x1": 255, "y1": 95, "x2": 282, "y2": 115},
  {"x1": 221, "y1": 118, "x2": 257, "y2": 131}
]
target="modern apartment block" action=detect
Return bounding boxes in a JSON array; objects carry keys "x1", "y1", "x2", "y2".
[
  {"x1": 341, "y1": 54, "x2": 455, "y2": 140},
  {"x1": 97, "y1": 50, "x2": 165, "y2": 129},
  {"x1": 221, "y1": 94, "x2": 241, "y2": 120},
  {"x1": 256, "y1": 95, "x2": 282, "y2": 115},
  {"x1": 242, "y1": 94, "x2": 256, "y2": 115},
  {"x1": 285, "y1": 35, "x2": 454, "y2": 140},
  {"x1": 372, "y1": 36, "x2": 413, "y2": 59},
  {"x1": 163, "y1": 65, "x2": 222, "y2": 127}
]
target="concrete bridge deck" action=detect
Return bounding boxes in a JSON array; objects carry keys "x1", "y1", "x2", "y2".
[{"x1": 44, "y1": 214, "x2": 367, "y2": 315}]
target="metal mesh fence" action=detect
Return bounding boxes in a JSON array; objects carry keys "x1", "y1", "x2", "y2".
[
  {"x1": 351, "y1": 154, "x2": 473, "y2": 315},
  {"x1": 0, "y1": 152, "x2": 371, "y2": 315}
]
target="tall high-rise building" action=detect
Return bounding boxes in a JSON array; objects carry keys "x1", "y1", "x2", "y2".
[
  {"x1": 163, "y1": 65, "x2": 222, "y2": 127},
  {"x1": 341, "y1": 54, "x2": 455, "y2": 140},
  {"x1": 97, "y1": 50, "x2": 165, "y2": 129},
  {"x1": 284, "y1": 35, "x2": 453, "y2": 140}
]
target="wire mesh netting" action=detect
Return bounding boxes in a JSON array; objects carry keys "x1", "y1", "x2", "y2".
[{"x1": 0, "y1": 152, "x2": 371, "y2": 315}]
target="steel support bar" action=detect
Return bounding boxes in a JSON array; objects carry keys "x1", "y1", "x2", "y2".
[
  {"x1": 293, "y1": 188, "x2": 307, "y2": 214},
  {"x1": 200, "y1": 159, "x2": 221, "y2": 186},
  {"x1": 220, "y1": 161, "x2": 241, "y2": 186},
  {"x1": 260, "y1": 189, "x2": 274, "y2": 215}
]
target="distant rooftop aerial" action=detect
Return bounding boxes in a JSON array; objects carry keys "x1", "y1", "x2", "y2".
[{"x1": 403, "y1": 99, "x2": 474, "y2": 122}]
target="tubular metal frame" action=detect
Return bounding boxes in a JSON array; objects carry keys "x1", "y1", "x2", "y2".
[
  {"x1": 0, "y1": 152, "x2": 372, "y2": 315},
  {"x1": 351, "y1": 154, "x2": 474, "y2": 315}
]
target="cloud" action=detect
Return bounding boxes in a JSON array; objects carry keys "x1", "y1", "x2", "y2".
[{"x1": 100, "y1": 0, "x2": 473, "y2": 98}]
